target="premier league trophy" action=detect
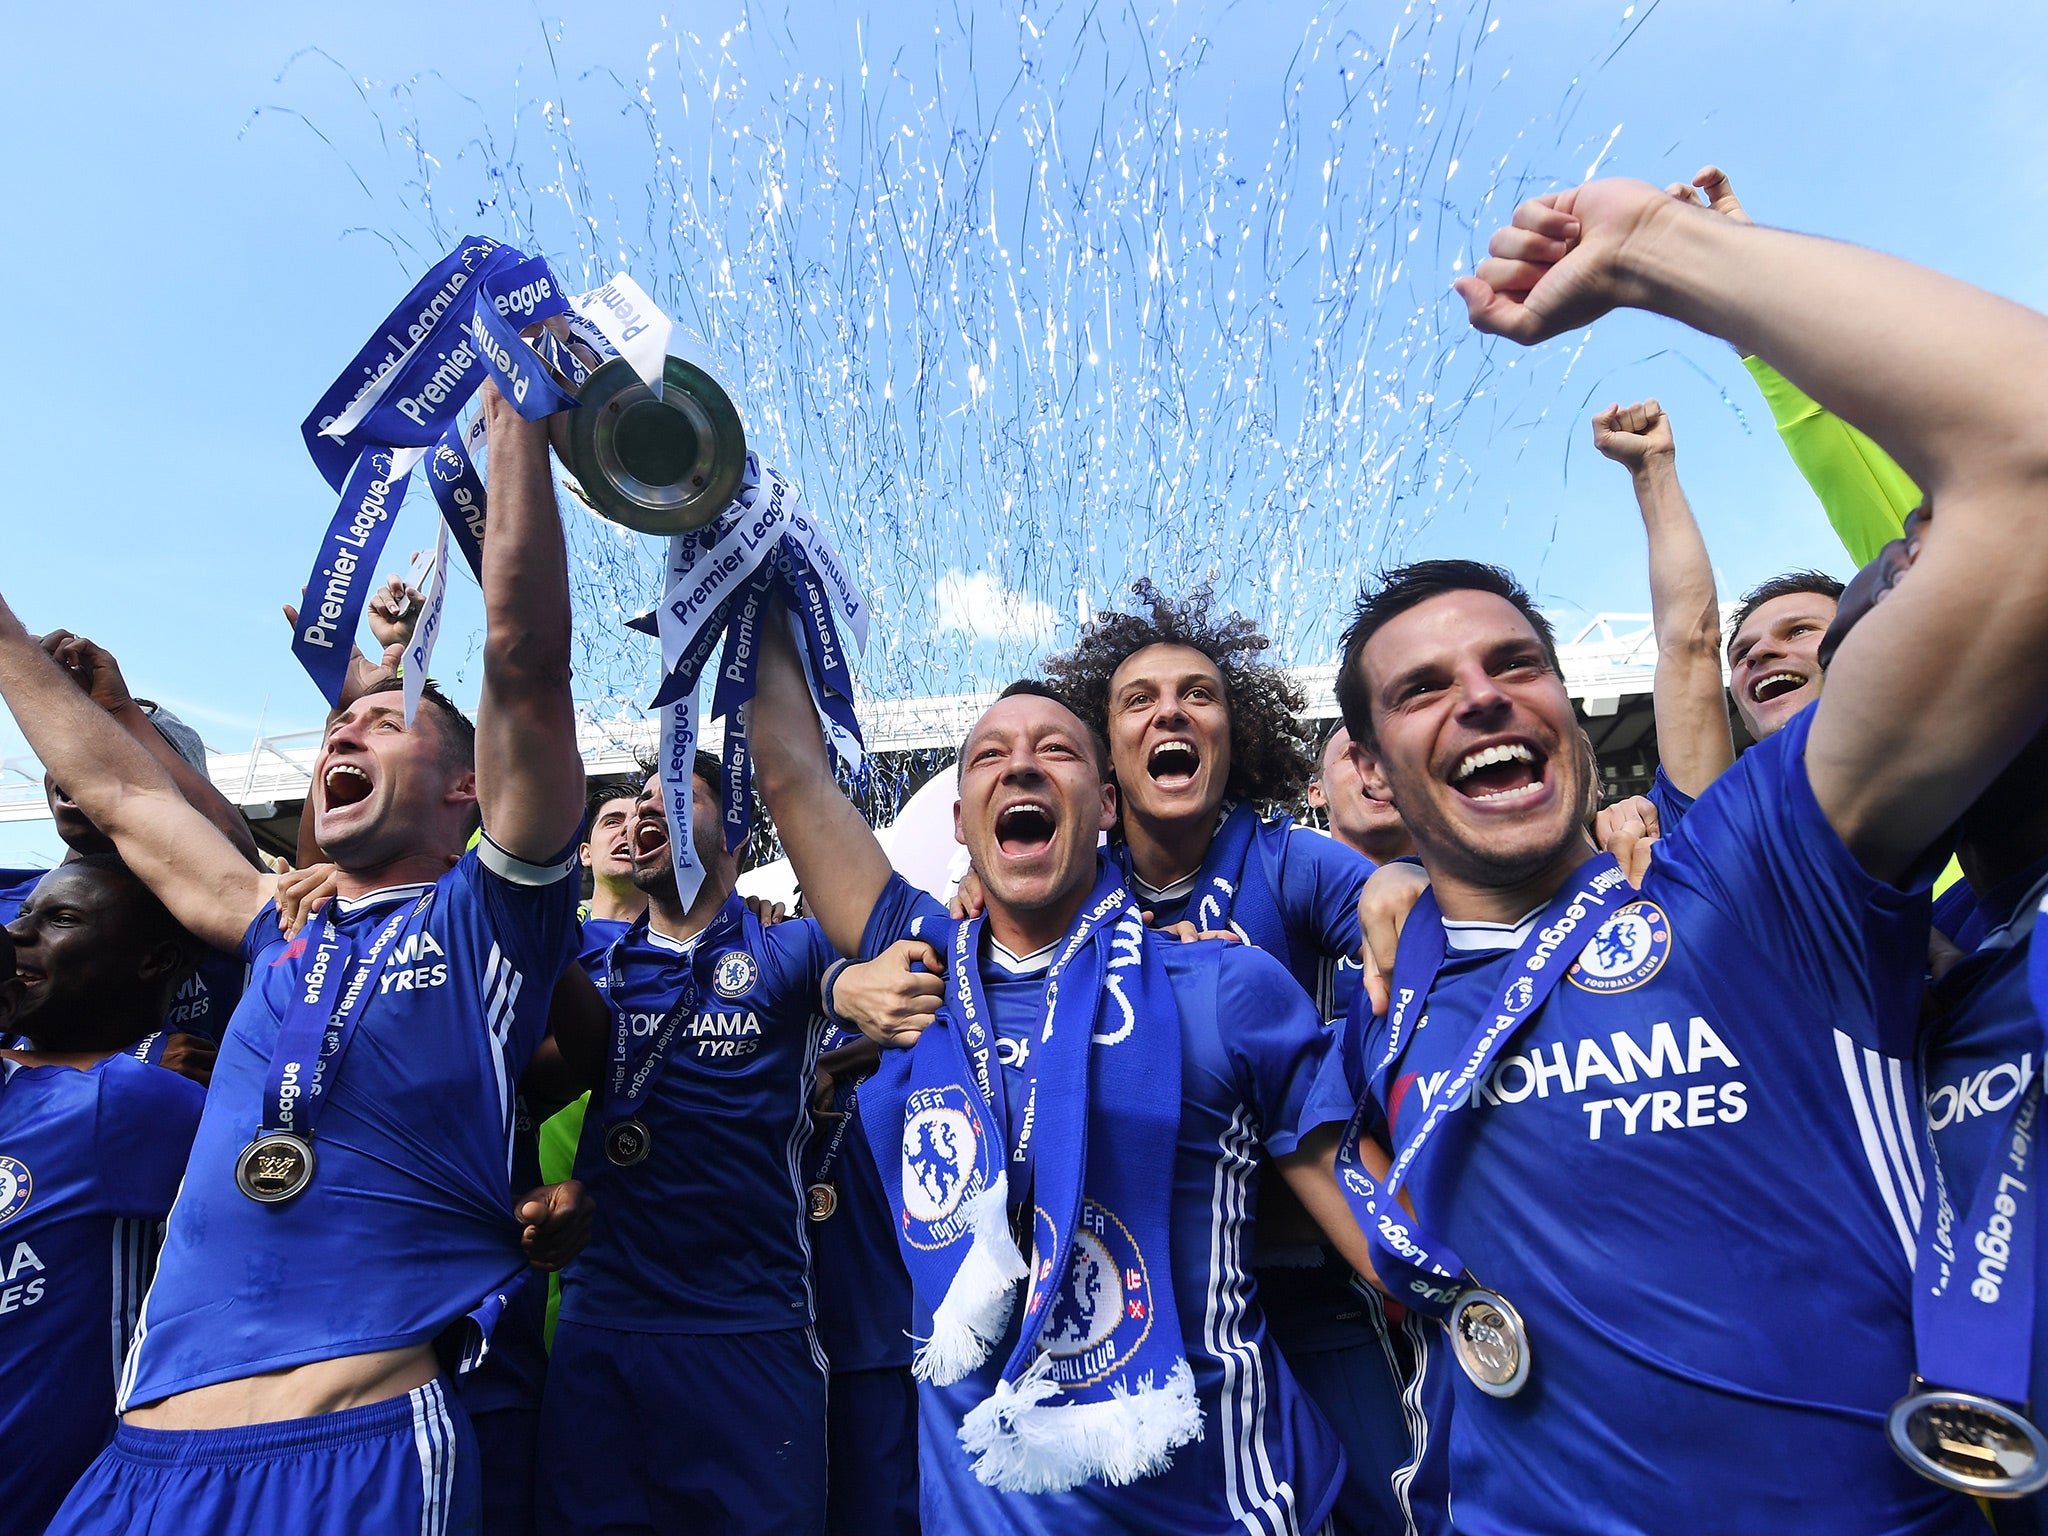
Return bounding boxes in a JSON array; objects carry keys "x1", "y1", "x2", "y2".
[{"x1": 559, "y1": 353, "x2": 748, "y2": 535}]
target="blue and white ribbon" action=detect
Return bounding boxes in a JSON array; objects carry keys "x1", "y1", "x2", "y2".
[
  {"x1": 297, "y1": 235, "x2": 679, "y2": 708},
  {"x1": 635, "y1": 456, "x2": 869, "y2": 907}
]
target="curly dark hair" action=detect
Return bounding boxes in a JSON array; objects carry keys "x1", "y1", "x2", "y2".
[{"x1": 1041, "y1": 579, "x2": 1316, "y2": 806}]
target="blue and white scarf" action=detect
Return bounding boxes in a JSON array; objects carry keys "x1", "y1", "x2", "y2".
[
  {"x1": 1118, "y1": 801, "x2": 1291, "y2": 960},
  {"x1": 861, "y1": 860, "x2": 1201, "y2": 1492}
]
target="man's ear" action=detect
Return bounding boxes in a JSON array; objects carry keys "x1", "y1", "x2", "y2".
[
  {"x1": 952, "y1": 796, "x2": 966, "y2": 848},
  {"x1": 1349, "y1": 741, "x2": 1394, "y2": 803},
  {"x1": 1306, "y1": 779, "x2": 1329, "y2": 811},
  {"x1": 0, "y1": 974, "x2": 23, "y2": 1031},
  {"x1": 135, "y1": 939, "x2": 188, "y2": 989},
  {"x1": 1097, "y1": 779, "x2": 1118, "y2": 834},
  {"x1": 447, "y1": 769, "x2": 480, "y2": 811}
]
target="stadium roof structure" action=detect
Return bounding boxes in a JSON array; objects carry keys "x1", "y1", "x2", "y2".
[{"x1": 0, "y1": 610, "x2": 1726, "y2": 861}]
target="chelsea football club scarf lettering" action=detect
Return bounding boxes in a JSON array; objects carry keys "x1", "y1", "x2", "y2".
[
  {"x1": 861, "y1": 860, "x2": 1201, "y2": 1493},
  {"x1": 628, "y1": 456, "x2": 869, "y2": 907},
  {"x1": 298, "y1": 237, "x2": 679, "y2": 711},
  {"x1": 1334, "y1": 853, "x2": 1631, "y2": 1316}
]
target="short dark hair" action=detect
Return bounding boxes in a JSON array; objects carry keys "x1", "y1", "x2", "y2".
[
  {"x1": 626, "y1": 753, "x2": 722, "y2": 795},
  {"x1": 1726, "y1": 570, "x2": 1844, "y2": 656},
  {"x1": 583, "y1": 776, "x2": 641, "y2": 835},
  {"x1": 352, "y1": 677, "x2": 477, "y2": 775},
  {"x1": 1336, "y1": 560, "x2": 1563, "y2": 749},
  {"x1": 1041, "y1": 580, "x2": 1315, "y2": 804},
  {"x1": 955, "y1": 679, "x2": 1110, "y2": 782}
]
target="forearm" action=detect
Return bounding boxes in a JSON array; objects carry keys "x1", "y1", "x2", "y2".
[
  {"x1": 1276, "y1": 1126, "x2": 1388, "y2": 1296},
  {"x1": 0, "y1": 600, "x2": 269, "y2": 947},
  {"x1": 118, "y1": 705, "x2": 263, "y2": 866},
  {"x1": 749, "y1": 609, "x2": 893, "y2": 957},
  {"x1": 1632, "y1": 459, "x2": 1735, "y2": 795},
  {"x1": 474, "y1": 403, "x2": 582, "y2": 861},
  {"x1": 1629, "y1": 209, "x2": 2048, "y2": 506}
]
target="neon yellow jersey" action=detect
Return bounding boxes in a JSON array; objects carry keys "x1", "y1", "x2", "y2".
[
  {"x1": 1741, "y1": 356, "x2": 1921, "y2": 567},
  {"x1": 537, "y1": 1092, "x2": 590, "y2": 1347},
  {"x1": 1743, "y1": 359, "x2": 1959, "y2": 895}
]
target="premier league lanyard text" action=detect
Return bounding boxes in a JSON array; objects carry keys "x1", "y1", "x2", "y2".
[
  {"x1": 1335, "y1": 853, "x2": 1631, "y2": 1315},
  {"x1": 948, "y1": 883, "x2": 1131, "y2": 1218},
  {"x1": 600, "y1": 905, "x2": 743, "y2": 1128},
  {"x1": 260, "y1": 893, "x2": 434, "y2": 1144}
]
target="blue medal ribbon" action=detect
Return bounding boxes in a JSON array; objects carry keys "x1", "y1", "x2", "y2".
[
  {"x1": 426, "y1": 415, "x2": 490, "y2": 581},
  {"x1": 469, "y1": 258, "x2": 578, "y2": 422},
  {"x1": 1335, "y1": 852, "x2": 1632, "y2": 1316},
  {"x1": 259, "y1": 894, "x2": 432, "y2": 1142},
  {"x1": 599, "y1": 898, "x2": 744, "y2": 1129}
]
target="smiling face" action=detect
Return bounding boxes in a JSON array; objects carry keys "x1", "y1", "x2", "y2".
[
  {"x1": 1309, "y1": 725, "x2": 1411, "y2": 862},
  {"x1": 953, "y1": 694, "x2": 1117, "y2": 922},
  {"x1": 1728, "y1": 591, "x2": 1837, "y2": 740},
  {"x1": 626, "y1": 772, "x2": 730, "y2": 903},
  {"x1": 582, "y1": 795, "x2": 638, "y2": 885},
  {"x1": 1353, "y1": 589, "x2": 1591, "y2": 894},
  {"x1": 312, "y1": 696, "x2": 477, "y2": 871},
  {"x1": 1105, "y1": 643, "x2": 1233, "y2": 837},
  {"x1": 4, "y1": 865, "x2": 180, "y2": 1041}
]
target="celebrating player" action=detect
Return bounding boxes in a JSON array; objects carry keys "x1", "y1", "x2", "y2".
[
  {"x1": 0, "y1": 380, "x2": 588, "y2": 1536},
  {"x1": 531, "y1": 760, "x2": 836, "y2": 1534},
  {"x1": 0, "y1": 864, "x2": 207, "y2": 1534},
  {"x1": 1312, "y1": 171, "x2": 2048, "y2": 1533}
]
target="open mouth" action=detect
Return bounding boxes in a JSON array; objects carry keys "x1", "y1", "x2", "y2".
[
  {"x1": 1450, "y1": 741, "x2": 1546, "y2": 804},
  {"x1": 323, "y1": 762, "x2": 374, "y2": 810},
  {"x1": 631, "y1": 817, "x2": 670, "y2": 864},
  {"x1": 1147, "y1": 740, "x2": 1201, "y2": 790},
  {"x1": 1750, "y1": 670, "x2": 1806, "y2": 704},
  {"x1": 996, "y1": 800, "x2": 1057, "y2": 857}
]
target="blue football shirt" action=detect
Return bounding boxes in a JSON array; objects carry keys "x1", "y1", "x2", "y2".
[
  {"x1": 863, "y1": 873, "x2": 1344, "y2": 1536},
  {"x1": 0, "y1": 1053, "x2": 205, "y2": 1532},
  {"x1": 1311, "y1": 710, "x2": 1978, "y2": 1534},
  {"x1": 809, "y1": 1027, "x2": 916, "y2": 1373},
  {"x1": 560, "y1": 901, "x2": 833, "y2": 1334},
  {"x1": 1921, "y1": 860, "x2": 2048, "y2": 1536},
  {"x1": 119, "y1": 843, "x2": 578, "y2": 1407}
]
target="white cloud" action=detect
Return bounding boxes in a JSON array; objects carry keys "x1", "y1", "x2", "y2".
[{"x1": 934, "y1": 568, "x2": 1060, "y2": 647}]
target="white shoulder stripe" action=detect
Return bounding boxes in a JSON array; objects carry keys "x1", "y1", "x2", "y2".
[{"x1": 1832, "y1": 1030, "x2": 1918, "y2": 1267}]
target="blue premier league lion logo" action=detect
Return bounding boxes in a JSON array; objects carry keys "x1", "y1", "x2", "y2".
[
  {"x1": 0, "y1": 1157, "x2": 31, "y2": 1227},
  {"x1": 712, "y1": 950, "x2": 760, "y2": 1000},
  {"x1": 1038, "y1": 1200, "x2": 1153, "y2": 1388},
  {"x1": 1567, "y1": 899, "x2": 1673, "y2": 994},
  {"x1": 900, "y1": 1086, "x2": 987, "y2": 1250}
]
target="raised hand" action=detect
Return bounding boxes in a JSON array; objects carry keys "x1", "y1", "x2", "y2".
[
  {"x1": 38, "y1": 631, "x2": 136, "y2": 716},
  {"x1": 1664, "y1": 164, "x2": 1751, "y2": 225},
  {"x1": 365, "y1": 572, "x2": 427, "y2": 668},
  {"x1": 1592, "y1": 399, "x2": 1676, "y2": 474},
  {"x1": 831, "y1": 939, "x2": 946, "y2": 1050},
  {"x1": 1453, "y1": 178, "x2": 1678, "y2": 345}
]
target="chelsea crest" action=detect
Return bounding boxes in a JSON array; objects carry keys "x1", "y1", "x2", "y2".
[
  {"x1": 1567, "y1": 900, "x2": 1672, "y2": 994},
  {"x1": 712, "y1": 950, "x2": 759, "y2": 1000},
  {"x1": 0, "y1": 1157, "x2": 31, "y2": 1226}
]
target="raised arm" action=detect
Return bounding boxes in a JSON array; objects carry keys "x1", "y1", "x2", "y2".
[
  {"x1": 472, "y1": 383, "x2": 584, "y2": 863},
  {"x1": 1460, "y1": 179, "x2": 2048, "y2": 880},
  {"x1": 1591, "y1": 400, "x2": 1736, "y2": 797},
  {"x1": 0, "y1": 604, "x2": 274, "y2": 951},
  {"x1": 746, "y1": 604, "x2": 896, "y2": 957},
  {"x1": 42, "y1": 632, "x2": 264, "y2": 867}
]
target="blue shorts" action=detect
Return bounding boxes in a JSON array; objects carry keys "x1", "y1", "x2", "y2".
[
  {"x1": 45, "y1": 1379, "x2": 478, "y2": 1536},
  {"x1": 538, "y1": 1321, "x2": 827, "y2": 1535},
  {"x1": 1282, "y1": 1309, "x2": 1452, "y2": 1536},
  {"x1": 466, "y1": 1405, "x2": 539, "y2": 1536},
  {"x1": 827, "y1": 1366, "x2": 918, "y2": 1536}
]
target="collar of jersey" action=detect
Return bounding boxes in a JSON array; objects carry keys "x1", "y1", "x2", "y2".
[
  {"x1": 642, "y1": 924, "x2": 704, "y2": 957},
  {"x1": 1441, "y1": 905, "x2": 1545, "y2": 953},
  {"x1": 986, "y1": 933, "x2": 1057, "y2": 976},
  {"x1": 1130, "y1": 869, "x2": 1198, "y2": 905},
  {"x1": 330, "y1": 881, "x2": 437, "y2": 916}
]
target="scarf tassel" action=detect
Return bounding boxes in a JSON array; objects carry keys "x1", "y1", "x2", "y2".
[
  {"x1": 958, "y1": 1354, "x2": 1204, "y2": 1494},
  {"x1": 912, "y1": 1176, "x2": 1030, "y2": 1386}
]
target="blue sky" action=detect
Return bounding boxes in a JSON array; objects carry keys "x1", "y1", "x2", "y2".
[{"x1": 3, "y1": 0, "x2": 2044, "y2": 865}]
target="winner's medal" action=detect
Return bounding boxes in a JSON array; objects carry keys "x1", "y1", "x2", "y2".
[
  {"x1": 1890, "y1": 1384, "x2": 2048, "y2": 1498},
  {"x1": 235, "y1": 1131, "x2": 315, "y2": 1204},
  {"x1": 807, "y1": 1183, "x2": 839, "y2": 1222},
  {"x1": 605, "y1": 1117, "x2": 654, "y2": 1167},
  {"x1": 1450, "y1": 1287, "x2": 1531, "y2": 1398}
]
